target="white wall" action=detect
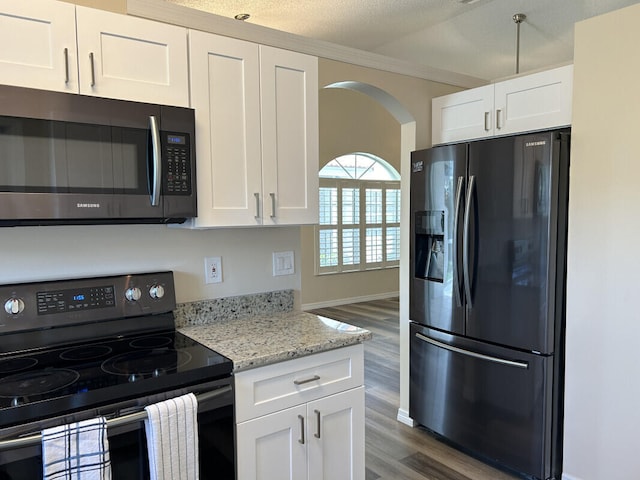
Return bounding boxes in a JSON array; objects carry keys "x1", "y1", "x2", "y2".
[
  {"x1": 0, "y1": 224, "x2": 301, "y2": 305},
  {"x1": 563, "y1": 4, "x2": 640, "y2": 479}
]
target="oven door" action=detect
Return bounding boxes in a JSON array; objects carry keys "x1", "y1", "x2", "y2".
[{"x1": 0, "y1": 380, "x2": 235, "y2": 480}]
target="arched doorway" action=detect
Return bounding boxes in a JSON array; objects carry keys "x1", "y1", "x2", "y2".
[{"x1": 306, "y1": 80, "x2": 416, "y2": 425}]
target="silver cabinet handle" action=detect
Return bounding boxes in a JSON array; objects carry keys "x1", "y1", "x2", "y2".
[
  {"x1": 484, "y1": 111, "x2": 490, "y2": 131},
  {"x1": 64, "y1": 48, "x2": 69, "y2": 84},
  {"x1": 314, "y1": 409, "x2": 321, "y2": 439},
  {"x1": 148, "y1": 116, "x2": 161, "y2": 207},
  {"x1": 452, "y1": 176, "x2": 464, "y2": 308},
  {"x1": 298, "y1": 415, "x2": 305, "y2": 444},
  {"x1": 294, "y1": 375, "x2": 320, "y2": 385},
  {"x1": 496, "y1": 109, "x2": 503, "y2": 129},
  {"x1": 254, "y1": 193, "x2": 260, "y2": 218},
  {"x1": 89, "y1": 52, "x2": 96, "y2": 87},
  {"x1": 463, "y1": 175, "x2": 475, "y2": 308},
  {"x1": 415, "y1": 333, "x2": 528, "y2": 369},
  {"x1": 269, "y1": 192, "x2": 276, "y2": 218}
]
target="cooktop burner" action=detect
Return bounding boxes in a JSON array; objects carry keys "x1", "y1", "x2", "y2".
[
  {"x1": 0, "y1": 357, "x2": 38, "y2": 375},
  {"x1": 0, "y1": 368, "x2": 80, "y2": 398},
  {"x1": 60, "y1": 345, "x2": 113, "y2": 361},
  {"x1": 101, "y1": 349, "x2": 192, "y2": 377}
]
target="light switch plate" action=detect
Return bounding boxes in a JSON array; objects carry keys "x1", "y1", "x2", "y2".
[{"x1": 273, "y1": 251, "x2": 294, "y2": 276}]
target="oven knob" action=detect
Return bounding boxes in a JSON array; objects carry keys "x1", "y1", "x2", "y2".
[
  {"x1": 125, "y1": 287, "x2": 142, "y2": 302},
  {"x1": 149, "y1": 285, "x2": 165, "y2": 299},
  {"x1": 4, "y1": 298, "x2": 25, "y2": 315}
]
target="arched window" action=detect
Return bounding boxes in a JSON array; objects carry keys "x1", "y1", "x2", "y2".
[{"x1": 316, "y1": 153, "x2": 400, "y2": 274}]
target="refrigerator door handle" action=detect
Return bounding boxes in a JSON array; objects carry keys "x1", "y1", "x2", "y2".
[
  {"x1": 453, "y1": 176, "x2": 465, "y2": 307},
  {"x1": 415, "y1": 332, "x2": 529, "y2": 369},
  {"x1": 463, "y1": 175, "x2": 475, "y2": 308}
]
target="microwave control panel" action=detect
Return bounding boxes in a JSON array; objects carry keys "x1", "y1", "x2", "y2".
[{"x1": 163, "y1": 133, "x2": 192, "y2": 195}]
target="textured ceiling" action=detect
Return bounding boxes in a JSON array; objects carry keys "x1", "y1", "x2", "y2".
[{"x1": 167, "y1": 0, "x2": 640, "y2": 80}]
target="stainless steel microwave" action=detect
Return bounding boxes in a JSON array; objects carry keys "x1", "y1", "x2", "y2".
[{"x1": 0, "y1": 85, "x2": 196, "y2": 226}]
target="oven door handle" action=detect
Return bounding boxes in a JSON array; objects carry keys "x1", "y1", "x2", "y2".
[{"x1": 0, "y1": 385, "x2": 232, "y2": 451}]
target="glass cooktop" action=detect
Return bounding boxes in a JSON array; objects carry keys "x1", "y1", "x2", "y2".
[{"x1": 0, "y1": 330, "x2": 232, "y2": 429}]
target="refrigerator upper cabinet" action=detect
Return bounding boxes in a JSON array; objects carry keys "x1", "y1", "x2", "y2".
[
  {"x1": 466, "y1": 131, "x2": 566, "y2": 353},
  {"x1": 410, "y1": 144, "x2": 467, "y2": 334}
]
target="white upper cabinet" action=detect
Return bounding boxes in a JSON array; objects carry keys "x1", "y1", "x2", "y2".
[
  {"x1": 187, "y1": 30, "x2": 262, "y2": 227},
  {"x1": 259, "y1": 46, "x2": 319, "y2": 226},
  {"x1": 0, "y1": 0, "x2": 78, "y2": 93},
  {"x1": 432, "y1": 64, "x2": 573, "y2": 145},
  {"x1": 75, "y1": 7, "x2": 189, "y2": 106},
  {"x1": 432, "y1": 85, "x2": 494, "y2": 144},
  {"x1": 0, "y1": 1, "x2": 189, "y2": 106},
  {"x1": 493, "y1": 65, "x2": 573, "y2": 136},
  {"x1": 186, "y1": 30, "x2": 319, "y2": 228}
]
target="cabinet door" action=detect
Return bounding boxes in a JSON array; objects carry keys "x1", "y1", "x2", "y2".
[
  {"x1": 0, "y1": 0, "x2": 77, "y2": 93},
  {"x1": 188, "y1": 30, "x2": 263, "y2": 227},
  {"x1": 432, "y1": 85, "x2": 494, "y2": 145},
  {"x1": 236, "y1": 405, "x2": 308, "y2": 480},
  {"x1": 494, "y1": 64, "x2": 573, "y2": 135},
  {"x1": 75, "y1": 6, "x2": 189, "y2": 106},
  {"x1": 308, "y1": 387, "x2": 365, "y2": 480},
  {"x1": 260, "y1": 46, "x2": 319, "y2": 225}
]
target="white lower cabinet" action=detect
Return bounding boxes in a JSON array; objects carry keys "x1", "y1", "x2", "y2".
[
  {"x1": 235, "y1": 345, "x2": 365, "y2": 480},
  {"x1": 237, "y1": 388, "x2": 364, "y2": 480}
]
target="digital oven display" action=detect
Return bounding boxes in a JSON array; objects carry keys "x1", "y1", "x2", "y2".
[
  {"x1": 36, "y1": 285, "x2": 115, "y2": 315},
  {"x1": 167, "y1": 134, "x2": 186, "y2": 145}
]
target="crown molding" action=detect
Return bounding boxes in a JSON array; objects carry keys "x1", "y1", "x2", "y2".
[{"x1": 126, "y1": 0, "x2": 487, "y2": 89}]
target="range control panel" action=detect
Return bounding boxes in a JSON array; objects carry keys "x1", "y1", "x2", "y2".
[
  {"x1": 0, "y1": 272, "x2": 176, "y2": 333},
  {"x1": 37, "y1": 285, "x2": 115, "y2": 315}
]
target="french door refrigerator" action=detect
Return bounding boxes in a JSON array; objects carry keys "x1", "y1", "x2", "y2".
[{"x1": 409, "y1": 129, "x2": 570, "y2": 480}]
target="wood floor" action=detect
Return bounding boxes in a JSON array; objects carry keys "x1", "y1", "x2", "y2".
[{"x1": 309, "y1": 298, "x2": 519, "y2": 480}]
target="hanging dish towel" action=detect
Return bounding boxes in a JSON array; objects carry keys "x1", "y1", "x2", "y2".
[
  {"x1": 42, "y1": 416, "x2": 111, "y2": 480},
  {"x1": 144, "y1": 393, "x2": 199, "y2": 480}
]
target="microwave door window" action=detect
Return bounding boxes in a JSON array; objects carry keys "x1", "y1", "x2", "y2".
[
  {"x1": 0, "y1": 117, "x2": 70, "y2": 192},
  {"x1": 110, "y1": 127, "x2": 147, "y2": 195},
  {"x1": 0, "y1": 116, "x2": 147, "y2": 195},
  {"x1": 65, "y1": 123, "x2": 114, "y2": 192}
]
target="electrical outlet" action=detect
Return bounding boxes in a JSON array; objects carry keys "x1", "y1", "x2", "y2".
[
  {"x1": 204, "y1": 256, "x2": 222, "y2": 284},
  {"x1": 273, "y1": 251, "x2": 294, "y2": 276}
]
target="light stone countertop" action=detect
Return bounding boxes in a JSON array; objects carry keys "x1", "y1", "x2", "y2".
[{"x1": 178, "y1": 310, "x2": 372, "y2": 371}]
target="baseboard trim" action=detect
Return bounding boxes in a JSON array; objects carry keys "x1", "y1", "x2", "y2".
[
  {"x1": 397, "y1": 408, "x2": 416, "y2": 427},
  {"x1": 301, "y1": 291, "x2": 399, "y2": 311}
]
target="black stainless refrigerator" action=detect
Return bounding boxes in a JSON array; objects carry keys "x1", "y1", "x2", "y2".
[{"x1": 409, "y1": 129, "x2": 570, "y2": 480}]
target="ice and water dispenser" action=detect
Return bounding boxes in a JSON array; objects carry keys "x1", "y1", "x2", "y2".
[{"x1": 414, "y1": 210, "x2": 445, "y2": 282}]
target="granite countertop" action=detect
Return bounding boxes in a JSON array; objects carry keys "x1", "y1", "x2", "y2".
[{"x1": 179, "y1": 310, "x2": 372, "y2": 371}]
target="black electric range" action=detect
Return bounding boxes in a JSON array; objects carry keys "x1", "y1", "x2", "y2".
[{"x1": 0, "y1": 272, "x2": 233, "y2": 430}]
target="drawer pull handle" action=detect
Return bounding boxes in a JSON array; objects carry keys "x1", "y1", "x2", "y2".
[
  {"x1": 298, "y1": 415, "x2": 305, "y2": 444},
  {"x1": 294, "y1": 375, "x2": 320, "y2": 386},
  {"x1": 314, "y1": 409, "x2": 321, "y2": 439}
]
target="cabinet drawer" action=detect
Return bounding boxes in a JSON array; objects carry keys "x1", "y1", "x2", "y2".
[{"x1": 235, "y1": 344, "x2": 364, "y2": 422}]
